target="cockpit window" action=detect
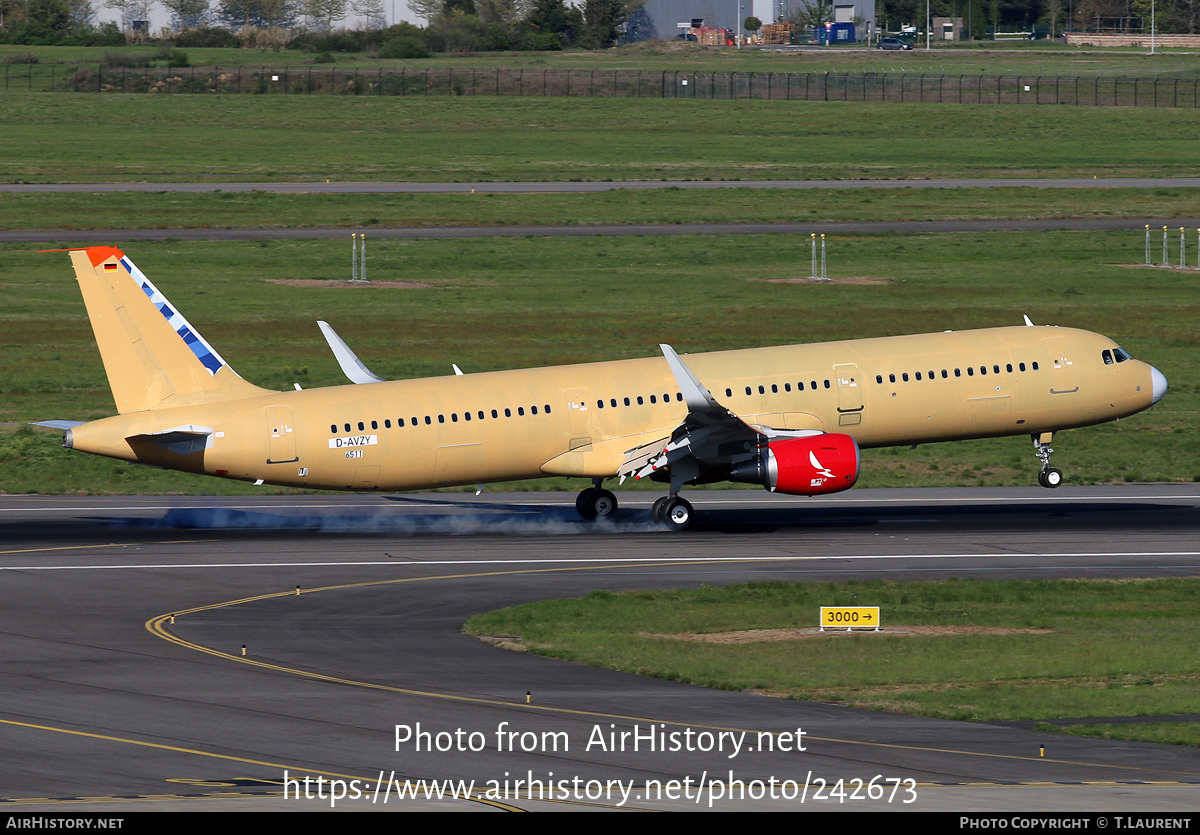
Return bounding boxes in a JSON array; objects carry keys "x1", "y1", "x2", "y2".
[
  {"x1": 1102, "y1": 349, "x2": 1114, "y2": 365},
  {"x1": 1114, "y1": 347, "x2": 1131, "y2": 363}
]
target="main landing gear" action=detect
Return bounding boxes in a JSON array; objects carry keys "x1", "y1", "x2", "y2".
[
  {"x1": 1033, "y1": 433, "x2": 1063, "y2": 488},
  {"x1": 576, "y1": 481, "x2": 618, "y2": 521},
  {"x1": 576, "y1": 481, "x2": 696, "y2": 532},
  {"x1": 651, "y1": 495, "x2": 694, "y2": 531}
]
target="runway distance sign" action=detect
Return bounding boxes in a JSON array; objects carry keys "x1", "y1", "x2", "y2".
[{"x1": 819, "y1": 607, "x2": 881, "y2": 631}]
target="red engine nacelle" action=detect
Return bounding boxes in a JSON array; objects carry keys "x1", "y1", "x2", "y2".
[{"x1": 729, "y1": 434, "x2": 860, "y2": 496}]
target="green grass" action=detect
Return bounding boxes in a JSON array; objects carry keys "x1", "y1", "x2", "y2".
[
  {"x1": 1046, "y1": 723, "x2": 1200, "y2": 746},
  {"x1": 464, "y1": 578, "x2": 1200, "y2": 744},
  {"x1": 7, "y1": 40, "x2": 1200, "y2": 77},
  {"x1": 1, "y1": 228, "x2": 1193, "y2": 493},
  {"x1": 5, "y1": 95, "x2": 1200, "y2": 182},
  {"x1": 3, "y1": 187, "x2": 1199, "y2": 231}
]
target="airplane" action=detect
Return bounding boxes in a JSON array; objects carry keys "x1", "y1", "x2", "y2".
[{"x1": 38, "y1": 246, "x2": 1168, "y2": 531}]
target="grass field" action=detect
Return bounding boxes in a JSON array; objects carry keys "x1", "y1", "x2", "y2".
[
  {"x1": 1, "y1": 75, "x2": 1195, "y2": 495},
  {"x1": 6, "y1": 40, "x2": 1200, "y2": 77},
  {"x1": 5, "y1": 96, "x2": 1200, "y2": 183},
  {"x1": 463, "y1": 578, "x2": 1200, "y2": 745},
  {"x1": 4, "y1": 187, "x2": 1200, "y2": 231}
]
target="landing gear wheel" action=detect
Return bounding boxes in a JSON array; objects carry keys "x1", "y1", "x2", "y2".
[
  {"x1": 591, "y1": 489, "x2": 617, "y2": 519},
  {"x1": 576, "y1": 487, "x2": 618, "y2": 520},
  {"x1": 650, "y1": 496, "x2": 670, "y2": 523},
  {"x1": 663, "y1": 497, "x2": 694, "y2": 532},
  {"x1": 1039, "y1": 468, "x2": 1063, "y2": 489}
]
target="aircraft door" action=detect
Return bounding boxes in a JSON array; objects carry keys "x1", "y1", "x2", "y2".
[
  {"x1": 265, "y1": 405, "x2": 298, "y2": 464},
  {"x1": 833, "y1": 363, "x2": 864, "y2": 427},
  {"x1": 1043, "y1": 337, "x2": 1078, "y2": 395},
  {"x1": 565, "y1": 387, "x2": 592, "y2": 446}
]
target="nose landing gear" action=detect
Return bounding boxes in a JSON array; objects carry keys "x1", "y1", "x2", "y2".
[{"x1": 1033, "y1": 433, "x2": 1063, "y2": 488}]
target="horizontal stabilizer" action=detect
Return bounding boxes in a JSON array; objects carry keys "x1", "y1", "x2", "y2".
[{"x1": 32, "y1": 420, "x2": 86, "y2": 430}]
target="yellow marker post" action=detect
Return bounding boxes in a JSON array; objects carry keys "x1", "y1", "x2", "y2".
[
  {"x1": 241, "y1": 644, "x2": 247, "y2": 657},
  {"x1": 819, "y1": 606, "x2": 880, "y2": 631},
  {"x1": 525, "y1": 691, "x2": 531, "y2": 704}
]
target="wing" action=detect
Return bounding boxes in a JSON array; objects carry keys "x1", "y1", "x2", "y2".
[
  {"x1": 618, "y1": 345, "x2": 821, "y2": 490},
  {"x1": 317, "y1": 320, "x2": 387, "y2": 384}
]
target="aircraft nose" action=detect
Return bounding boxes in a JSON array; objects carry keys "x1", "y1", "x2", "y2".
[{"x1": 1150, "y1": 365, "x2": 1168, "y2": 404}]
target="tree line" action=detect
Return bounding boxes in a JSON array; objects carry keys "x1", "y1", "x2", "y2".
[{"x1": 0, "y1": 0, "x2": 649, "y2": 51}]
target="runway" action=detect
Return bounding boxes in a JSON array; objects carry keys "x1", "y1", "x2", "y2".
[
  {"x1": 7, "y1": 217, "x2": 1198, "y2": 245},
  {"x1": 4, "y1": 178, "x2": 1200, "y2": 193},
  {"x1": 2, "y1": 487, "x2": 1198, "y2": 812}
]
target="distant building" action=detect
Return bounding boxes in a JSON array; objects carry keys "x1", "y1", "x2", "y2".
[
  {"x1": 626, "y1": 0, "x2": 875, "y2": 43},
  {"x1": 931, "y1": 16, "x2": 965, "y2": 41}
]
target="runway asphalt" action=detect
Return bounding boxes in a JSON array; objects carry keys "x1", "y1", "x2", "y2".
[
  {"x1": 8, "y1": 217, "x2": 1200, "y2": 245},
  {"x1": 2, "y1": 486, "x2": 1198, "y2": 812},
  {"x1": 4, "y1": 178, "x2": 1200, "y2": 193}
]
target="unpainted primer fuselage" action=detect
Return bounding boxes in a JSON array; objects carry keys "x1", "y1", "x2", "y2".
[{"x1": 67, "y1": 325, "x2": 1158, "y2": 491}]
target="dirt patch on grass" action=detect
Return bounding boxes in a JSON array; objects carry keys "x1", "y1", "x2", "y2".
[
  {"x1": 266, "y1": 279, "x2": 433, "y2": 289},
  {"x1": 748, "y1": 276, "x2": 893, "y2": 285},
  {"x1": 643, "y1": 625, "x2": 1053, "y2": 644},
  {"x1": 476, "y1": 636, "x2": 528, "y2": 652}
]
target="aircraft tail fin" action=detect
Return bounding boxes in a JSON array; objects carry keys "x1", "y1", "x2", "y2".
[{"x1": 64, "y1": 246, "x2": 268, "y2": 414}]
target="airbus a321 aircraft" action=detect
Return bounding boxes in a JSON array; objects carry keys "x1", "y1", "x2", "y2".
[{"x1": 40, "y1": 246, "x2": 1168, "y2": 531}]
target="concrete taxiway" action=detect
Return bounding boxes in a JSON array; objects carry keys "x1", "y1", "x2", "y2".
[{"x1": 1, "y1": 487, "x2": 1198, "y2": 812}]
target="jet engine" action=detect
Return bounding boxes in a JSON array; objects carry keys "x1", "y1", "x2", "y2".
[{"x1": 728, "y1": 433, "x2": 860, "y2": 496}]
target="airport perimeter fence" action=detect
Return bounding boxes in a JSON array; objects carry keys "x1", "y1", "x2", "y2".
[{"x1": 6, "y1": 63, "x2": 1200, "y2": 107}]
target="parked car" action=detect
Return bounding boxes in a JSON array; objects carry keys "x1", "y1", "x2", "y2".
[{"x1": 878, "y1": 37, "x2": 914, "y2": 50}]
